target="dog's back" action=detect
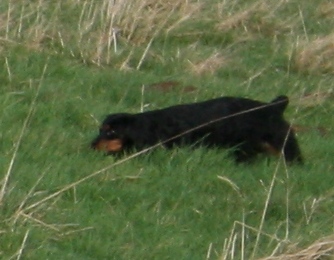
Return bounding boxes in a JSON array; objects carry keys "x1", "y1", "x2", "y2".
[{"x1": 92, "y1": 96, "x2": 303, "y2": 163}]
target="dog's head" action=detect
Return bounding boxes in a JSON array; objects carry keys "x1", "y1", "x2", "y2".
[{"x1": 91, "y1": 113, "x2": 135, "y2": 154}]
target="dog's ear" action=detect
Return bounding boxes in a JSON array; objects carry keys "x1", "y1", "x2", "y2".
[
  {"x1": 103, "y1": 113, "x2": 135, "y2": 126},
  {"x1": 269, "y1": 95, "x2": 289, "y2": 115}
]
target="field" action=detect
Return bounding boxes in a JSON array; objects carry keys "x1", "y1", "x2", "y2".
[{"x1": 1, "y1": 0, "x2": 334, "y2": 259}]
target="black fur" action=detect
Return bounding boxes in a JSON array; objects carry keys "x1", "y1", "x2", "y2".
[{"x1": 92, "y1": 96, "x2": 303, "y2": 163}]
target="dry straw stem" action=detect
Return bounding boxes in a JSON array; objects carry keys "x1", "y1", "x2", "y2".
[
  {"x1": 252, "y1": 111, "x2": 301, "y2": 258},
  {"x1": 303, "y1": 189, "x2": 334, "y2": 225},
  {"x1": 14, "y1": 229, "x2": 30, "y2": 260},
  {"x1": 188, "y1": 51, "x2": 231, "y2": 75},
  {"x1": 222, "y1": 103, "x2": 304, "y2": 260},
  {"x1": 206, "y1": 242, "x2": 213, "y2": 260},
  {"x1": 19, "y1": 212, "x2": 60, "y2": 232},
  {"x1": 20, "y1": 145, "x2": 163, "y2": 213},
  {"x1": 58, "y1": 226, "x2": 94, "y2": 238},
  {"x1": 251, "y1": 164, "x2": 282, "y2": 258},
  {"x1": 259, "y1": 236, "x2": 334, "y2": 260},
  {"x1": 220, "y1": 220, "x2": 282, "y2": 260},
  {"x1": 217, "y1": 175, "x2": 242, "y2": 198},
  {"x1": 12, "y1": 170, "x2": 47, "y2": 225},
  {"x1": 0, "y1": 62, "x2": 48, "y2": 206},
  {"x1": 21, "y1": 99, "x2": 291, "y2": 215},
  {"x1": 294, "y1": 34, "x2": 334, "y2": 74}
]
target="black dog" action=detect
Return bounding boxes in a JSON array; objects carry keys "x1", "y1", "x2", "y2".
[{"x1": 92, "y1": 96, "x2": 303, "y2": 163}]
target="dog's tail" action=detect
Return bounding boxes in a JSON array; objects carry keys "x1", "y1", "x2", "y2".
[{"x1": 270, "y1": 95, "x2": 289, "y2": 115}]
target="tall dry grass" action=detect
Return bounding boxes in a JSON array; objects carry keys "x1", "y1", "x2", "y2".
[
  {"x1": 0, "y1": 0, "x2": 298, "y2": 71},
  {"x1": 0, "y1": 0, "x2": 202, "y2": 66},
  {"x1": 259, "y1": 236, "x2": 334, "y2": 260},
  {"x1": 294, "y1": 34, "x2": 334, "y2": 74},
  {"x1": 4, "y1": 0, "x2": 333, "y2": 75}
]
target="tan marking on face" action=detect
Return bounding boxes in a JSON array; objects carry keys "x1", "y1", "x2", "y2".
[
  {"x1": 261, "y1": 142, "x2": 281, "y2": 156},
  {"x1": 94, "y1": 139, "x2": 123, "y2": 152}
]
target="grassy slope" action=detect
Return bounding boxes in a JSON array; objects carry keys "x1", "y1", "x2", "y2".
[{"x1": 1, "y1": 0, "x2": 334, "y2": 259}]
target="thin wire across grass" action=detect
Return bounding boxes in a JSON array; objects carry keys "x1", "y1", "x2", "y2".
[
  {"x1": 1, "y1": 86, "x2": 332, "y2": 258},
  {"x1": 8, "y1": 96, "x2": 304, "y2": 260},
  {"x1": 17, "y1": 97, "x2": 292, "y2": 214}
]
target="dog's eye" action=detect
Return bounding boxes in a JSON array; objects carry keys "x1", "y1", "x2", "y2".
[
  {"x1": 106, "y1": 129, "x2": 116, "y2": 136},
  {"x1": 100, "y1": 126, "x2": 115, "y2": 133}
]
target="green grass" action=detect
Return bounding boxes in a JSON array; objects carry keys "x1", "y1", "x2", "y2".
[{"x1": 1, "y1": 0, "x2": 334, "y2": 259}]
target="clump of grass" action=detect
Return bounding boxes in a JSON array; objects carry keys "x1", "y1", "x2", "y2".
[
  {"x1": 294, "y1": 34, "x2": 334, "y2": 74},
  {"x1": 216, "y1": 0, "x2": 293, "y2": 39},
  {"x1": 259, "y1": 236, "x2": 334, "y2": 260},
  {"x1": 293, "y1": 90, "x2": 333, "y2": 108},
  {"x1": 216, "y1": 1, "x2": 268, "y2": 32},
  {"x1": 188, "y1": 50, "x2": 231, "y2": 76},
  {"x1": 317, "y1": 2, "x2": 334, "y2": 18}
]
